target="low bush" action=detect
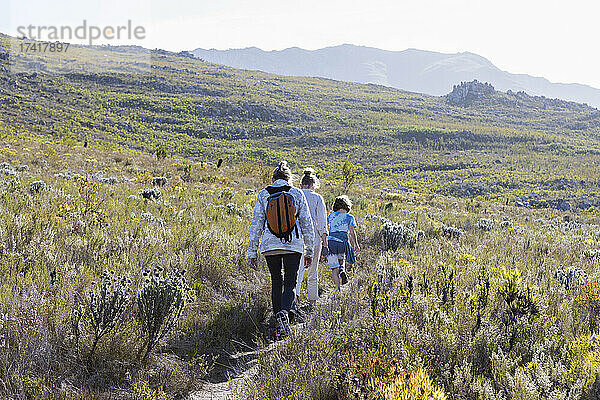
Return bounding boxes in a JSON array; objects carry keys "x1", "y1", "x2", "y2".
[
  {"x1": 577, "y1": 282, "x2": 600, "y2": 332},
  {"x1": 137, "y1": 267, "x2": 190, "y2": 362},
  {"x1": 87, "y1": 271, "x2": 131, "y2": 356},
  {"x1": 476, "y1": 218, "x2": 495, "y2": 231},
  {"x1": 340, "y1": 348, "x2": 446, "y2": 400}
]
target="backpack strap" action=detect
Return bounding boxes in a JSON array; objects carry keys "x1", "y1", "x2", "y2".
[{"x1": 266, "y1": 185, "x2": 291, "y2": 195}]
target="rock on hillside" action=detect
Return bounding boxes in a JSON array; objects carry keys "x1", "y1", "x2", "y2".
[
  {"x1": 446, "y1": 80, "x2": 495, "y2": 106},
  {"x1": 446, "y1": 80, "x2": 598, "y2": 113}
]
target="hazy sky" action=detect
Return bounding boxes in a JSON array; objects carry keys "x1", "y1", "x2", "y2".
[{"x1": 2, "y1": 0, "x2": 599, "y2": 88}]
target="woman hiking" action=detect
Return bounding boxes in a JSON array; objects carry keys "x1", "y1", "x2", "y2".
[
  {"x1": 247, "y1": 162, "x2": 315, "y2": 339},
  {"x1": 296, "y1": 169, "x2": 328, "y2": 309}
]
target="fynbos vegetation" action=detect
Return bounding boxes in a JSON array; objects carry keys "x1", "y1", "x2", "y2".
[
  {"x1": 87, "y1": 271, "x2": 131, "y2": 356},
  {"x1": 137, "y1": 267, "x2": 189, "y2": 362},
  {"x1": 3, "y1": 30, "x2": 600, "y2": 399}
]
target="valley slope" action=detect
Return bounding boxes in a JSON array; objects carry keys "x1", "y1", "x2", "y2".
[{"x1": 2, "y1": 34, "x2": 600, "y2": 210}]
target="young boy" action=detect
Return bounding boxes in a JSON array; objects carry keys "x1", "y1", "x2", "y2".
[{"x1": 326, "y1": 195, "x2": 360, "y2": 291}]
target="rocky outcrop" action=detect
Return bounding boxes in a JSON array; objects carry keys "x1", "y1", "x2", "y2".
[
  {"x1": 446, "y1": 80, "x2": 495, "y2": 106},
  {"x1": 515, "y1": 195, "x2": 571, "y2": 211},
  {"x1": 446, "y1": 80, "x2": 597, "y2": 113}
]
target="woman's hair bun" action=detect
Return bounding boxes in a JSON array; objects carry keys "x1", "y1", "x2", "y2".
[
  {"x1": 300, "y1": 167, "x2": 320, "y2": 189},
  {"x1": 272, "y1": 161, "x2": 292, "y2": 181}
]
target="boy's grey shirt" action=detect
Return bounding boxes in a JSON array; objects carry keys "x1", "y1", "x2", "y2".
[{"x1": 248, "y1": 179, "x2": 315, "y2": 258}]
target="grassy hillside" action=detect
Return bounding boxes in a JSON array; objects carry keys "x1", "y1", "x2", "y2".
[{"x1": 3, "y1": 34, "x2": 600, "y2": 210}]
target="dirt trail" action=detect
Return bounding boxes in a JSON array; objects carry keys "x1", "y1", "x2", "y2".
[
  {"x1": 188, "y1": 344, "x2": 276, "y2": 400},
  {"x1": 188, "y1": 295, "x2": 330, "y2": 400},
  {"x1": 190, "y1": 381, "x2": 232, "y2": 400}
]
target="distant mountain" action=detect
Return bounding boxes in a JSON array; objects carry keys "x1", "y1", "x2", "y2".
[{"x1": 192, "y1": 44, "x2": 600, "y2": 108}]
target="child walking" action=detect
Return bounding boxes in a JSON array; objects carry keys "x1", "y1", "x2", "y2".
[{"x1": 326, "y1": 195, "x2": 360, "y2": 291}]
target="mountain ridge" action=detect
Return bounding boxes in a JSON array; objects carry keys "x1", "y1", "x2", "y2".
[{"x1": 191, "y1": 44, "x2": 600, "y2": 107}]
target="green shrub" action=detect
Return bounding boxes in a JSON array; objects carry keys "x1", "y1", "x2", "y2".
[
  {"x1": 87, "y1": 271, "x2": 131, "y2": 356},
  {"x1": 470, "y1": 265, "x2": 490, "y2": 333},
  {"x1": 436, "y1": 263, "x2": 455, "y2": 309},
  {"x1": 137, "y1": 267, "x2": 190, "y2": 362},
  {"x1": 577, "y1": 281, "x2": 600, "y2": 332},
  {"x1": 342, "y1": 157, "x2": 357, "y2": 193},
  {"x1": 496, "y1": 266, "x2": 538, "y2": 351},
  {"x1": 568, "y1": 334, "x2": 600, "y2": 392},
  {"x1": 155, "y1": 145, "x2": 167, "y2": 161}
]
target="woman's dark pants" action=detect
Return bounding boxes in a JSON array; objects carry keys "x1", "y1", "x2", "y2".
[{"x1": 265, "y1": 252, "x2": 301, "y2": 314}]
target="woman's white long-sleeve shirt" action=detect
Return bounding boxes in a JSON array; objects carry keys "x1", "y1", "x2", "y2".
[
  {"x1": 301, "y1": 188, "x2": 327, "y2": 239},
  {"x1": 247, "y1": 179, "x2": 315, "y2": 258}
]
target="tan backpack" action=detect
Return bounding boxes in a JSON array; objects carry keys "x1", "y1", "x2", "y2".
[{"x1": 265, "y1": 185, "x2": 298, "y2": 243}]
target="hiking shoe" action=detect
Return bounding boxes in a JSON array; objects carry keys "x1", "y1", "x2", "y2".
[
  {"x1": 275, "y1": 310, "x2": 291, "y2": 339},
  {"x1": 289, "y1": 308, "x2": 305, "y2": 324},
  {"x1": 340, "y1": 270, "x2": 348, "y2": 285}
]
